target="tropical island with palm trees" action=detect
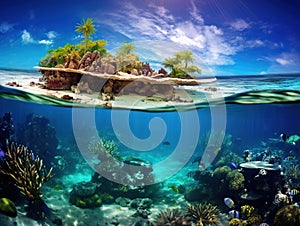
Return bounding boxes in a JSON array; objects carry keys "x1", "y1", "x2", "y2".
[{"x1": 28, "y1": 18, "x2": 216, "y2": 107}]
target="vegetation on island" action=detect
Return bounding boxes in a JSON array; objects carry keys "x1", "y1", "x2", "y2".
[
  {"x1": 163, "y1": 50, "x2": 201, "y2": 79},
  {"x1": 39, "y1": 17, "x2": 201, "y2": 79}
]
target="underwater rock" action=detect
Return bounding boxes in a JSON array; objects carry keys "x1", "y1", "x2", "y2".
[
  {"x1": 17, "y1": 113, "x2": 58, "y2": 161},
  {"x1": 0, "y1": 197, "x2": 17, "y2": 218},
  {"x1": 69, "y1": 182, "x2": 102, "y2": 208},
  {"x1": 240, "y1": 160, "x2": 284, "y2": 211},
  {"x1": 130, "y1": 198, "x2": 153, "y2": 209},
  {"x1": 184, "y1": 185, "x2": 208, "y2": 202},
  {"x1": 274, "y1": 205, "x2": 300, "y2": 226},
  {"x1": 72, "y1": 182, "x2": 99, "y2": 197},
  {"x1": 0, "y1": 112, "x2": 14, "y2": 150},
  {"x1": 115, "y1": 197, "x2": 131, "y2": 207}
]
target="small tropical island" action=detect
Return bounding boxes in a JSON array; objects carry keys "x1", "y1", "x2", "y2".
[{"x1": 13, "y1": 18, "x2": 216, "y2": 108}]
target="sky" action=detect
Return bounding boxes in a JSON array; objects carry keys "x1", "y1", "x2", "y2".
[{"x1": 0, "y1": 0, "x2": 300, "y2": 75}]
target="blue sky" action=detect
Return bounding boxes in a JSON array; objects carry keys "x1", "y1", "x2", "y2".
[{"x1": 0, "y1": 0, "x2": 300, "y2": 75}]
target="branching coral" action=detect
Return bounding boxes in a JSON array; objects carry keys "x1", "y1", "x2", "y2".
[
  {"x1": 88, "y1": 137, "x2": 119, "y2": 157},
  {"x1": 0, "y1": 143, "x2": 53, "y2": 201},
  {"x1": 153, "y1": 208, "x2": 192, "y2": 226},
  {"x1": 186, "y1": 202, "x2": 220, "y2": 226},
  {"x1": 240, "y1": 205, "x2": 255, "y2": 218}
]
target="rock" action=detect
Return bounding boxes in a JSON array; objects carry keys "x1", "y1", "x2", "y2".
[
  {"x1": 115, "y1": 197, "x2": 131, "y2": 207},
  {"x1": 131, "y1": 69, "x2": 139, "y2": 76},
  {"x1": 158, "y1": 68, "x2": 168, "y2": 76},
  {"x1": 72, "y1": 182, "x2": 99, "y2": 198},
  {"x1": 69, "y1": 182, "x2": 102, "y2": 208},
  {"x1": 184, "y1": 186, "x2": 208, "y2": 202},
  {"x1": 0, "y1": 198, "x2": 17, "y2": 218}
]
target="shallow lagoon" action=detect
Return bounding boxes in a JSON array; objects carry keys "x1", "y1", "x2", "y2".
[{"x1": 0, "y1": 70, "x2": 300, "y2": 225}]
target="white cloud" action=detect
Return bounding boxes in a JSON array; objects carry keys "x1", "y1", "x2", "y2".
[
  {"x1": 247, "y1": 39, "x2": 264, "y2": 48},
  {"x1": 0, "y1": 22, "x2": 14, "y2": 33},
  {"x1": 39, "y1": 39, "x2": 53, "y2": 45},
  {"x1": 98, "y1": 2, "x2": 241, "y2": 68},
  {"x1": 230, "y1": 19, "x2": 250, "y2": 31},
  {"x1": 275, "y1": 58, "x2": 292, "y2": 66},
  {"x1": 21, "y1": 30, "x2": 54, "y2": 46},
  {"x1": 46, "y1": 31, "x2": 57, "y2": 39},
  {"x1": 190, "y1": 0, "x2": 204, "y2": 24},
  {"x1": 21, "y1": 30, "x2": 34, "y2": 44}
]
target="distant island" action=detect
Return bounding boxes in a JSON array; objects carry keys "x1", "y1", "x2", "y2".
[{"x1": 28, "y1": 18, "x2": 215, "y2": 106}]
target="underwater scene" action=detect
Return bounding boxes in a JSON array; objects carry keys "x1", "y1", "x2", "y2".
[
  {"x1": 1, "y1": 0, "x2": 300, "y2": 225},
  {"x1": 0, "y1": 70, "x2": 300, "y2": 226}
]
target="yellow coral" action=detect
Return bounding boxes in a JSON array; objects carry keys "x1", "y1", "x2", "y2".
[
  {"x1": 229, "y1": 218, "x2": 242, "y2": 226},
  {"x1": 241, "y1": 205, "x2": 255, "y2": 218}
]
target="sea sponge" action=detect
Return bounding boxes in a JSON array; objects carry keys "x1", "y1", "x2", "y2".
[
  {"x1": 274, "y1": 205, "x2": 300, "y2": 226},
  {"x1": 227, "y1": 170, "x2": 245, "y2": 190}
]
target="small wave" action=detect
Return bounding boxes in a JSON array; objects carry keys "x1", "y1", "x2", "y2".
[{"x1": 0, "y1": 85, "x2": 299, "y2": 112}]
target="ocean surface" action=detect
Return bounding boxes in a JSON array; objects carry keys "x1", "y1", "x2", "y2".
[{"x1": 0, "y1": 69, "x2": 300, "y2": 225}]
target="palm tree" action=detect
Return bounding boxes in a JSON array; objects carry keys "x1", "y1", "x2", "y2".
[
  {"x1": 75, "y1": 18, "x2": 96, "y2": 51},
  {"x1": 117, "y1": 41, "x2": 136, "y2": 56},
  {"x1": 175, "y1": 50, "x2": 194, "y2": 69},
  {"x1": 162, "y1": 57, "x2": 179, "y2": 72}
]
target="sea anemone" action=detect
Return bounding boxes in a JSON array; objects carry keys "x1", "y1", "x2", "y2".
[
  {"x1": 186, "y1": 202, "x2": 220, "y2": 226},
  {"x1": 153, "y1": 208, "x2": 192, "y2": 226}
]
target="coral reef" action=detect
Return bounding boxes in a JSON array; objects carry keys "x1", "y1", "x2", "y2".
[
  {"x1": 226, "y1": 170, "x2": 245, "y2": 190},
  {"x1": 153, "y1": 208, "x2": 192, "y2": 226},
  {"x1": 274, "y1": 205, "x2": 300, "y2": 226},
  {"x1": 229, "y1": 218, "x2": 242, "y2": 226},
  {"x1": 240, "y1": 205, "x2": 255, "y2": 218},
  {"x1": 0, "y1": 143, "x2": 53, "y2": 201},
  {"x1": 0, "y1": 197, "x2": 17, "y2": 218},
  {"x1": 0, "y1": 143, "x2": 53, "y2": 220},
  {"x1": 88, "y1": 137, "x2": 119, "y2": 158},
  {"x1": 186, "y1": 202, "x2": 220, "y2": 226},
  {"x1": 69, "y1": 182, "x2": 102, "y2": 208},
  {"x1": 0, "y1": 112, "x2": 14, "y2": 150},
  {"x1": 17, "y1": 113, "x2": 58, "y2": 160}
]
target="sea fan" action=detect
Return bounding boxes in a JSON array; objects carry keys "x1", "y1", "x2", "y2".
[
  {"x1": 186, "y1": 202, "x2": 220, "y2": 226},
  {"x1": 153, "y1": 208, "x2": 192, "y2": 226}
]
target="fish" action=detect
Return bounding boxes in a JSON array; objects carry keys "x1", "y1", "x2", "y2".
[
  {"x1": 224, "y1": 197, "x2": 234, "y2": 208},
  {"x1": 229, "y1": 210, "x2": 240, "y2": 219},
  {"x1": 0, "y1": 149, "x2": 5, "y2": 161},
  {"x1": 115, "y1": 206, "x2": 122, "y2": 211},
  {"x1": 53, "y1": 185, "x2": 61, "y2": 191},
  {"x1": 229, "y1": 162, "x2": 237, "y2": 169},
  {"x1": 214, "y1": 147, "x2": 222, "y2": 155},
  {"x1": 280, "y1": 133, "x2": 288, "y2": 142},
  {"x1": 288, "y1": 189, "x2": 299, "y2": 196},
  {"x1": 284, "y1": 155, "x2": 295, "y2": 161},
  {"x1": 258, "y1": 223, "x2": 269, "y2": 226},
  {"x1": 168, "y1": 185, "x2": 179, "y2": 193},
  {"x1": 162, "y1": 141, "x2": 170, "y2": 145}
]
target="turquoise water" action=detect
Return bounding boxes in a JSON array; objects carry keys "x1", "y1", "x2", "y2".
[{"x1": 0, "y1": 70, "x2": 300, "y2": 225}]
